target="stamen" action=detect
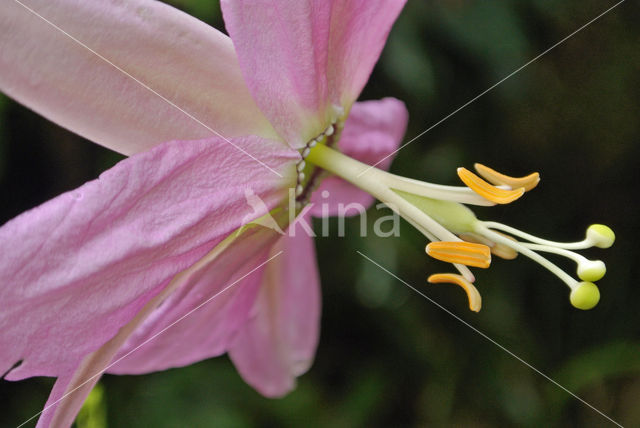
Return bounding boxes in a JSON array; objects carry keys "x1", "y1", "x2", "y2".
[
  {"x1": 302, "y1": 142, "x2": 612, "y2": 311},
  {"x1": 459, "y1": 232, "x2": 518, "y2": 260},
  {"x1": 427, "y1": 273, "x2": 482, "y2": 312},
  {"x1": 475, "y1": 224, "x2": 579, "y2": 289},
  {"x1": 454, "y1": 263, "x2": 476, "y2": 283},
  {"x1": 474, "y1": 163, "x2": 540, "y2": 192},
  {"x1": 385, "y1": 174, "x2": 497, "y2": 206},
  {"x1": 457, "y1": 167, "x2": 525, "y2": 204},
  {"x1": 426, "y1": 241, "x2": 491, "y2": 268},
  {"x1": 306, "y1": 144, "x2": 464, "y2": 243},
  {"x1": 490, "y1": 243, "x2": 519, "y2": 260}
]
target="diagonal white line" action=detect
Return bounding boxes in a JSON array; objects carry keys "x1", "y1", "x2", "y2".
[
  {"x1": 16, "y1": 250, "x2": 283, "y2": 428},
  {"x1": 359, "y1": 0, "x2": 626, "y2": 177},
  {"x1": 11, "y1": 0, "x2": 283, "y2": 178},
  {"x1": 356, "y1": 250, "x2": 624, "y2": 427}
]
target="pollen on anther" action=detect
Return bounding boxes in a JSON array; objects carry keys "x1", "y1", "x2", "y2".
[
  {"x1": 457, "y1": 167, "x2": 525, "y2": 204},
  {"x1": 428, "y1": 273, "x2": 482, "y2": 312},
  {"x1": 426, "y1": 241, "x2": 491, "y2": 268},
  {"x1": 474, "y1": 163, "x2": 540, "y2": 192}
]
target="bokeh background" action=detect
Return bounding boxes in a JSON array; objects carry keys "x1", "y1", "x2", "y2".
[{"x1": 1, "y1": 0, "x2": 639, "y2": 426}]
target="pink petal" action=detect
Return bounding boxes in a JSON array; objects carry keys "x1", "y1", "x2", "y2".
[
  {"x1": 220, "y1": 0, "x2": 333, "y2": 148},
  {"x1": 0, "y1": 135, "x2": 297, "y2": 384},
  {"x1": 220, "y1": 0, "x2": 406, "y2": 148},
  {"x1": 310, "y1": 98, "x2": 408, "y2": 217},
  {"x1": 326, "y1": 1, "x2": 407, "y2": 108},
  {"x1": 228, "y1": 214, "x2": 321, "y2": 397},
  {"x1": 0, "y1": 0, "x2": 276, "y2": 155},
  {"x1": 36, "y1": 275, "x2": 174, "y2": 428},
  {"x1": 36, "y1": 369, "x2": 89, "y2": 428},
  {"x1": 36, "y1": 224, "x2": 284, "y2": 428},
  {"x1": 107, "y1": 225, "x2": 281, "y2": 374}
]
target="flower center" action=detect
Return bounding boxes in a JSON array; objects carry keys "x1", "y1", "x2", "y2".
[
  {"x1": 305, "y1": 144, "x2": 614, "y2": 312},
  {"x1": 294, "y1": 120, "x2": 343, "y2": 209}
]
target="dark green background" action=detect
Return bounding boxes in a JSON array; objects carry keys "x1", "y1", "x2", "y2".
[{"x1": 1, "y1": 0, "x2": 639, "y2": 426}]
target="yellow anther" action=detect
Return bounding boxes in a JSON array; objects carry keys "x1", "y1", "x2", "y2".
[
  {"x1": 457, "y1": 167, "x2": 525, "y2": 204},
  {"x1": 474, "y1": 163, "x2": 540, "y2": 192},
  {"x1": 428, "y1": 273, "x2": 482, "y2": 312},
  {"x1": 426, "y1": 241, "x2": 491, "y2": 268}
]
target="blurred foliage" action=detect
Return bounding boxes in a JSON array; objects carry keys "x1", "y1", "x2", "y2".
[
  {"x1": 76, "y1": 384, "x2": 107, "y2": 428},
  {"x1": 1, "y1": 0, "x2": 639, "y2": 427}
]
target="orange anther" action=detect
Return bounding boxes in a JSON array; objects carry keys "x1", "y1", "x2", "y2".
[
  {"x1": 426, "y1": 241, "x2": 491, "y2": 268},
  {"x1": 457, "y1": 167, "x2": 525, "y2": 204},
  {"x1": 428, "y1": 273, "x2": 482, "y2": 312},
  {"x1": 474, "y1": 163, "x2": 540, "y2": 192}
]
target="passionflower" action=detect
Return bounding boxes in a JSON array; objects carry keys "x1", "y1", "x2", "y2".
[{"x1": 0, "y1": 1, "x2": 614, "y2": 427}]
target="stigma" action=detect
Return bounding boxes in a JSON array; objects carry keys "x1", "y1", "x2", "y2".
[{"x1": 305, "y1": 144, "x2": 614, "y2": 312}]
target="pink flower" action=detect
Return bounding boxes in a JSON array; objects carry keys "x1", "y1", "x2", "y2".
[
  {"x1": 0, "y1": 0, "x2": 408, "y2": 426},
  {"x1": 2, "y1": 1, "x2": 617, "y2": 426}
]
